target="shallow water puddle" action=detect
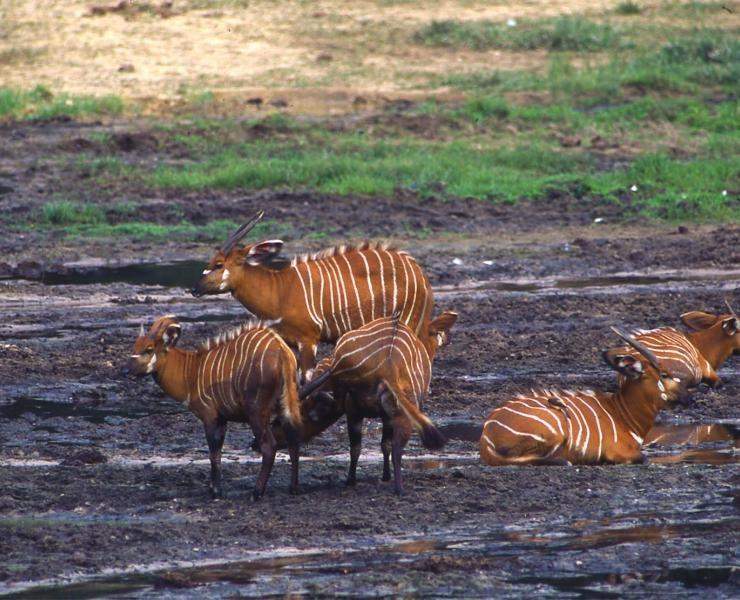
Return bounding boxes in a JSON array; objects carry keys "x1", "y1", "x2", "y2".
[
  {"x1": 7, "y1": 260, "x2": 206, "y2": 287},
  {"x1": 437, "y1": 268, "x2": 740, "y2": 298}
]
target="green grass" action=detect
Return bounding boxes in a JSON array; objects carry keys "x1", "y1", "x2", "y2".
[
  {"x1": 439, "y1": 29, "x2": 738, "y2": 109},
  {"x1": 149, "y1": 136, "x2": 596, "y2": 202},
  {"x1": 414, "y1": 16, "x2": 624, "y2": 52},
  {"x1": 0, "y1": 85, "x2": 123, "y2": 121},
  {"x1": 664, "y1": 1, "x2": 730, "y2": 15},
  {"x1": 41, "y1": 201, "x2": 106, "y2": 225},
  {"x1": 588, "y1": 154, "x2": 738, "y2": 219},
  {"x1": 28, "y1": 202, "x2": 291, "y2": 241},
  {"x1": 615, "y1": 1, "x2": 641, "y2": 15},
  {"x1": 457, "y1": 96, "x2": 510, "y2": 123},
  {"x1": 137, "y1": 99, "x2": 739, "y2": 220},
  {"x1": 59, "y1": 220, "x2": 240, "y2": 241}
]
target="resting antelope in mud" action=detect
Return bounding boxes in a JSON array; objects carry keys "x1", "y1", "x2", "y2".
[
  {"x1": 191, "y1": 211, "x2": 433, "y2": 378},
  {"x1": 298, "y1": 311, "x2": 458, "y2": 494},
  {"x1": 126, "y1": 316, "x2": 302, "y2": 500},
  {"x1": 678, "y1": 299, "x2": 739, "y2": 374},
  {"x1": 479, "y1": 328, "x2": 693, "y2": 467},
  {"x1": 615, "y1": 299, "x2": 739, "y2": 390}
]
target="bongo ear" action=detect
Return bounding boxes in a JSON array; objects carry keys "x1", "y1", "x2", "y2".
[
  {"x1": 163, "y1": 323, "x2": 181, "y2": 347},
  {"x1": 603, "y1": 350, "x2": 644, "y2": 379},
  {"x1": 245, "y1": 240, "x2": 284, "y2": 266},
  {"x1": 680, "y1": 311, "x2": 719, "y2": 331}
]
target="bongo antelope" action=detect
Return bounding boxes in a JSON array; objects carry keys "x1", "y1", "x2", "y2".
[
  {"x1": 126, "y1": 316, "x2": 302, "y2": 500},
  {"x1": 619, "y1": 299, "x2": 738, "y2": 390},
  {"x1": 622, "y1": 326, "x2": 720, "y2": 389},
  {"x1": 191, "y1": 212, "x2": 433, "y2": 377},
  {"x1": 679, "y1": 299, "x2": 739, "y2": 373},
  {"x1": 479, "y1": 328, "x2": 691, "y2": 467},
  {"x1": 300, "y1": 311, "x2": 458, "y2": 494}
]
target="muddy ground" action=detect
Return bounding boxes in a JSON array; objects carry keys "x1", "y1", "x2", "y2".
[{"x1": 0, "y1": 119, "x2": 738, "y2": 597}]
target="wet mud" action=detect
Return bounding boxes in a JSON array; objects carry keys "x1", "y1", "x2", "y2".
[{"x1": 0, "y1": 118, "x2": 738, "y2": 597}]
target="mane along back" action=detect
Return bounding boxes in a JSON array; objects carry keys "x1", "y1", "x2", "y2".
[
  {"x1": 199, "y1": 319, "x2": 282, "y2": 351},
  {"x1": 289, "y1": 241, "x2": 407, "y2": 267}
]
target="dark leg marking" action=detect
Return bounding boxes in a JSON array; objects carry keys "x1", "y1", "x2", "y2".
[
  {"x1": 381, "y1": 419, "x2": 392, "y2": 481},
  {"x1": 346, "y1": 411, "x2": 364, "y2": 487},
  {"x1": 204, "y1": 419, "x2": 227, "y2": 499}
]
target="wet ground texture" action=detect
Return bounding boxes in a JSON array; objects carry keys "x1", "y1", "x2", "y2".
[{"x1": 0, "y1": 119, "x2": 738, "y2": 597}]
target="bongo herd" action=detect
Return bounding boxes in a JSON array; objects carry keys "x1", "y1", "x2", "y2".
[{"x1": 126, "y1": 211, "x2": 738, "y2": 498}]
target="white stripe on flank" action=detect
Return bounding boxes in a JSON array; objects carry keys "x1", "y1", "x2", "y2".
[
  {"x1": 502, "y1": 394, "x2": 565, "y2": 435},
  {"x1": 406, "y1": 256, "x2": 418, "y2": 326},
  {"x1": 328, "y1": 256, "x2": 350, "y2": 332},
  {"x1": 487, "y1": 419, "x2": 546, "y2": 443},
  {"x1": 244, "y1": 331, "x2": 271, "y2": 393},
  {"x1": 571, "y1": 393, "x2": 603, "y2": 461},
  {"x1": 341, "y1": 252, "x2": 363, "y2": 328},
  {"x1": 481, "y1": 432, "x2": 497, "y2": 453},
  {"x1": 582, "y1": 390, "x2": 618, "y2": 445},
  {"x1": 292, "y1": 263, "x2": 322, "y2": 327},
  {"x1": 524, "y1": 397, "x2": 566, "y2": 436},
  {"x1": 400, "y1": 255, "x2": 411, "y2": 324},
  {"x1": 387, "y1": 250, "x2": 398, "y2": 314},
  {"x1": 358, "y1": 251, "x2": 375, "y2": 321},
  {"x1": 312, "y1": 260, "x2": 329, "y2": 338},
  {"x1": 500, "y1": 406, "x2": 558, "y2": 435},
  {"x1": 371, "y1": 249, "x2": 387, "y2": 317},
  {"x1": 318, "y1": 260, "x2": 341, "y2": 338}
]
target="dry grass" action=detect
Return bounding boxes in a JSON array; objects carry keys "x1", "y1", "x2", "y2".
[{"x1": 5, "y1": 0, "x2": 736, "y2": 116}]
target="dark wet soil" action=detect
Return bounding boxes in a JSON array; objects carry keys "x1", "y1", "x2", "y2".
[{"x1": 0, "y1": 118, "x2": 738, "y2": 596}]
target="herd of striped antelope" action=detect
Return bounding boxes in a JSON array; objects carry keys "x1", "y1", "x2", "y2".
[{"x1": 127, "y1": 211, "x2": 739, "y2": 498}]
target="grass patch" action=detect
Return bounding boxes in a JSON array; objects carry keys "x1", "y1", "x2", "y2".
[
  {"x1": 23, "y1": 21, "x2": 734, "y2": 225},
  {"x1": 439, "y1": 27, "x2": 739, "y2": 102},
  {"x1": 457, "y1": 96, "x2": 510, "y2": 123},
  {"x1": 414, "y1": 16, "x2": 623, "y2": 52},
  {"x1": 615, "y1": 1, "x2": 641, "y2": 15},
  {"x1": 28, "y1": 201, "x2": 289, "y2": 241},
  {"x1": 587, "y1": 154, "x2": 738, "y2": 220},
  {"x1": 83, "y1": 156, "x2": 131, "y2": 176},
  {"x1": 59, "y1": 220, "x2": 240, "y2": 241},
  {"x1": 40, "y1": 201, "x2": 106, "y2": 226},
  {"x1": 141, "y1": 129, "x2": 738, "y2": 221},
  {"x1": 0, "y1": 86, "x2": 123, "y2": 121},
  {"x1": 150, "y1": 137, "x2": 593, "y2": 202},
  {"x1": 664, "y1": 2, "x2": 730, "y2": 15}
]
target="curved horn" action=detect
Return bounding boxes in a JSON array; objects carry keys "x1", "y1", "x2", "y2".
[
  {"x1": 724, "y1": 297, "x2": 737, "y2": 317},
  {"x1": 610, "y1": 326, "x2": 662, "y2": 372},
  {"x1": 139, "y1": 323, "x2": 145, "y2": 337},
  {"x1": 221, "y1": 210, "x2": 265, "y2": 254}
]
